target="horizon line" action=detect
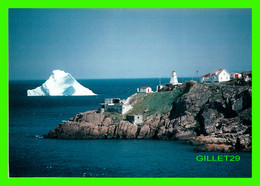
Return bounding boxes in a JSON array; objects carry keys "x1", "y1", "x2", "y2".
[{"x1": 9, "y1": 76, "x2": 200, "y2": 81}]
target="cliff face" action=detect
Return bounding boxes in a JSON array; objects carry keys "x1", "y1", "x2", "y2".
[
  {"x1": 47, "y1": 111, "x2": 139, "y2": 139},
  {"x1": 45, "y1": 80, "x2": 252, "y2": 152},
  {"x1": 168, "y1": 81, "x2": 251, "y2": 152}
]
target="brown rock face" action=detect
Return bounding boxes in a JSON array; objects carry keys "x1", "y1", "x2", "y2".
[
  {"x1": 194, "y1": 144, "x2": 233, "y2": 152},
  {"x1": 187, "y1": 135, "x2": 227, "y2": 146},
  {"x1": 70, "y1": 110, "x2": 105, "y2": 124},
  {"x1": 138, "y1": 125, "x2": 153, "y2": 139},
  {"x1": 114, "y1": 121, "x2": 138, "y2": 139},
  {"x1": 46, "y1": 111, "x2": 138, "y2": 139}
]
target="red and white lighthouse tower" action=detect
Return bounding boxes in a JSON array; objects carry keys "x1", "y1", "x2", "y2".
[{"x1": 170, "y1": 70, "x2": 178, "y2": 85}]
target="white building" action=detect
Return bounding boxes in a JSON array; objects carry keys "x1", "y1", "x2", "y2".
[
  {"x1": 99, "y1": 98, "x2": 133, "y2": 115},
  {"x1": 139, "y1": 87, "x2": 152, "y2": 93},
  {"x1": 170, "y1": 70, "x2": 179, "y2": 85},
  {"x1": 126, "y1": 114, "x2": 143, "y2": 125},
  {"x1": 230, "y1": 73, "x2": 242, "y2": 79},
  {"x1": 200, "y1": 68, "x2": 230, "y2": 83}
]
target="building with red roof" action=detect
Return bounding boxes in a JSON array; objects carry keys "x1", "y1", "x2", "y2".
[
  {"x1": 200, "y1": 68, "x2": 230, "y2": 83},
  {"x1": 139, "y1": 87, "x2": 152, "y2": 93}
]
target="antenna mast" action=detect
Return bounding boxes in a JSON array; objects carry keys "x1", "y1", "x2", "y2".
[{"x1": 159, "y1": 74, "x2": 161, "y2": 85}]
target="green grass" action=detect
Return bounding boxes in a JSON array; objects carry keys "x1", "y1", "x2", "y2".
[{"x1": 127, "y1": 90, "x2": 182, "y2": 116}]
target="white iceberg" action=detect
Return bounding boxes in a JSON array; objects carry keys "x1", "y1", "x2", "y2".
[{"x1": 27, "y1": 70, "x2": 97, "y2": 96}]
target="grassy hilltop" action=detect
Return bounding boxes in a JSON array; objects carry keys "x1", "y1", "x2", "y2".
[{"x1": 127, "y1": 90, "x2": 182, "y2": 116}]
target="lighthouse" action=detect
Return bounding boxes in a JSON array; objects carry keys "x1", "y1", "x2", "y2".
[{"x1": 170, "y1": 70, "x2": 178, "y2": 85}]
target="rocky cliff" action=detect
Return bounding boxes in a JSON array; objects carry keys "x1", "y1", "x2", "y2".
[{"x1": 45, "y1": 80, "x2": 252, "y2": 152}]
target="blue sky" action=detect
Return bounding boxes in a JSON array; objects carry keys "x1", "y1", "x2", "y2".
[{"x1": 9, "y1": 9, "x2": 252, "y2": 80}]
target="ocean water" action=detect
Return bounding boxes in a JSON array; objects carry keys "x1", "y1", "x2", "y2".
[{"x1": 9, "y1": 78, "x2": 252, "y2": 177}]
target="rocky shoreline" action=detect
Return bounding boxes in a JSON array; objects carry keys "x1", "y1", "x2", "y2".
[{"x1": 44, "y1": 79, "x2": 252, "y2": 152}]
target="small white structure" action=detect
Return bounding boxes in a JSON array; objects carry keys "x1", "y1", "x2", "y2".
[
  {"x1": 170, "y1": 70, "x2": 179, "y2": 85},
  {"x1": 156, "y1": 85, "x2": 164, "y2": 92},
  {"x1": 231, "y1": 73, "x2": 242, "y2": 79},
  {"x1": 244, "y1": 75, "x2": 251, "y2": 82},
  {"x1": 200, "y1": 68, "x2": 230, "y2": 83},
  {"x1": 126, "y1": 114, "x2": 143, "y2": 125},
  {"x1": 140, "y1": 87, "x2": 152, "y2": 93}
]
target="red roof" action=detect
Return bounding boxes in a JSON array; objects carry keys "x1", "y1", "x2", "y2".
[
  {"x1": 140, "y1": 87, "x2": 151, "y2": 89},
  {"x1": 172, "y1": 70, "x2": 176, "y2": 72},
  {"x1": 202, "y1": 73, "x2": 210, "y2": 77}
]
